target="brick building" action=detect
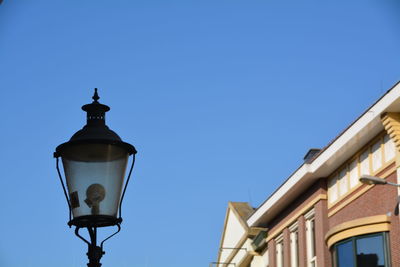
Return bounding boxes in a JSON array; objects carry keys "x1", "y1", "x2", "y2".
[{"x1": 215, "y1": 82, "x2": 400, "y2": 267}]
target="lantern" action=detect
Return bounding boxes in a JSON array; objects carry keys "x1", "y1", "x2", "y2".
[{"x1": 54, "y1": 89, "x2": 137, "y2": 267}]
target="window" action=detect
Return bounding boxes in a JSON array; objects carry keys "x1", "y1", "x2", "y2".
[
  {"x1": 384, "y1": 135, "x2": 395, "y2": 162},
  {"x1": 372, "y1": 140, "x2": 382, "y2": 172},
  {"x1": 290, "y1": 222, "x2": 299, "y2": 267},
  {"x1": 349, "y1": 159, "x2": 358, "y2": 188},
  {"x1": 275, "y1": 235, "x2": 284, "y2": 267},
  {"x1": 329, "y1": 174, "x2": 339, "y2": 203},
  {"x1": 305, "y1": 209, "x2": 317, "y2": 267},
  {"x1": 338, "y1": 168, "x2": 348, "y2": 197},
  {"x1": 328, "y1": 134, "x2": 396, "y2": 205},
  {"x1": 333, "y1": 233, "x2": 390, "y2": 267},
  {"x1": 360, "y1": 149, "x2": 370, "y2": 176}
]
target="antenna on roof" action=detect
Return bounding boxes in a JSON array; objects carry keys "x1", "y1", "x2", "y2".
[{"x1": 247, "y1": 188, "x2": 253, "y2": 207}]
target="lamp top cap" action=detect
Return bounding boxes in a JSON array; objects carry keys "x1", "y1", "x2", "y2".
[
  {"x1": 54, "y1": 88, "x2": 137, "y2": 158},
  {"x1": 82, "y1": 88, "x2": 110, "y2": 113}
]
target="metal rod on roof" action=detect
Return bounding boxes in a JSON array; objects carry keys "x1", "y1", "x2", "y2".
[
  {"x1": 209, "y1": 262, "x2": 236, "y2": 267},
  {"x1": 219, "y1": 247, "x2": 247, "y2": 252}
]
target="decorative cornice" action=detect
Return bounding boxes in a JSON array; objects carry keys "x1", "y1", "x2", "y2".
[{"x1": 381, "y1": 112, "x2": 400, "y2": 152}]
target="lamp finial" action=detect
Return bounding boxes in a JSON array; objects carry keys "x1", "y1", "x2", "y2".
[{"x1": 93, "y1": 88, "x2": 100, "y2": 103}]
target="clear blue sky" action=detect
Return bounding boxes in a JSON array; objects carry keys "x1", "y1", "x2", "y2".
[{"x1": 0, "y1": 1, "x2": 400, "y2": 267}]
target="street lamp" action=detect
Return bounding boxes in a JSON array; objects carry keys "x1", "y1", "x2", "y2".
[
  {"x1": 54, "y1": 89, "x2": 137, "y2": 267},
  {"x1": 359, "y1": 175, "x2": 400, "y2": 187}
]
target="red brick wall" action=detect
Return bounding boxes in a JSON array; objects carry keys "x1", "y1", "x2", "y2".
[
  {"x1": 298, "y1": 216, "x2": 307, "y2": 267},
  {"x1": 261, "y1": 168, "x2": 400, "y2": 267},
  {"x1": 268, "y1": 239, "x2": 276, "y2": 267},
  {"x1": 258, "y1": 165, "x2": 399, "y2": 266},
  {"x1": 265, "y1": 179, "x2": 329, "y2": 267},
  {"x1": 268, "y1": 179, "x2": 326, "y2": 231},
  {"x1": 315, "y1": 199, "x2": 331, "y2": 267},
  {"x1": 328, "y1": 170, "x2": 400, "y2": 266},
  {"x1": 283, "y1": 228, "x2": 290, "y2": 267}
]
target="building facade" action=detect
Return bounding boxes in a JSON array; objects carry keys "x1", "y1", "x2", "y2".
[{"x1": 215, "y1": 82, "x2": 400, "y2": 267}]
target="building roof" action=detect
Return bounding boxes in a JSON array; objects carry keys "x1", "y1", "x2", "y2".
[
  {"x1": 217, "y1": 202, "x2": 265, "y2": 266},
  {"x1": 230, "y1": 202, "x2": 254, "y2": 222},
  {"x1": 247, "y1": 81, "x2": 400, "y2": 227},
  {"x1": 217, "y1": 202, "x2": 252, "y2": 265}
]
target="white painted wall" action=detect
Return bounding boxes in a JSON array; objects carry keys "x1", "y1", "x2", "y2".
[
  {"x1": 229, "y1": 239, "x2": 252, "y2": 266},
  {"x1": 219, "y1": 209, "x2": 246, "y2": 264},
  {"x1": 250, "y1": 248, "x2": 269, "y2": 267},
  {"x1": 250, "y1": 256, "x2": 264, "y2": 267}
]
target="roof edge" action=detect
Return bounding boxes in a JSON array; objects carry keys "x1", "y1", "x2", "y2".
[{"x1": 247, "y1": 81, "x2": 400, "y2": 227}]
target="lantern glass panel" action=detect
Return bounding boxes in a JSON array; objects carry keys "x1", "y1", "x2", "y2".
[{"x1": 61, "y1": 143, "x2": 129, "y2": 218}]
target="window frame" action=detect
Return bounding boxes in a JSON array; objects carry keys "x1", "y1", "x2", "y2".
[
  {"x1": 332, "y1": 232, "x2": 391, "y2": 267},
  {"x1": 275, "y1": 234, "x2": 284, "y2": 267},
  {"x1": 305, "y1": 209, "x2": 317, "y2": 267},
  {"x1": 289, "y1": 222, "x2": 299, "y2": 267}
]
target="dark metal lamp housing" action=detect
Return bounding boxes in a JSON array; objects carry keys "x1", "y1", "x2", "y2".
[
  {"x1": 54, "y1": 89, "x2": 137, "y2": 267},
  {"x1": 359, "y1": 175, "x2": 387, "y2": 185}
]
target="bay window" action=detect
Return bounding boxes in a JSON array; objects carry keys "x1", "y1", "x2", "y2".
[{"x1": 333, "y1": 233, "x2": 390, "y2": 267}]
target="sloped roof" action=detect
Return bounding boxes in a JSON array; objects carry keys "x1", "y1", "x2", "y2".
[
  {"x1": 230, "y1": 202, "x2": 254, "y2": 222},
  {"x1": 247, "y1": 81, "x2": 400, "y2": 227}
]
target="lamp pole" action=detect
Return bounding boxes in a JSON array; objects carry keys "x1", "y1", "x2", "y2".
[
  {"x1": 54, "y1": 89, "x2": 137, "y2": 267},
  {"x1": 359, "y1": 174, "x2": 400, "y2": 216}
]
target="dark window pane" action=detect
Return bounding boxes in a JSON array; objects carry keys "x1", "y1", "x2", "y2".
[
  {"x1": 337, "y1": 240, "x2": 355, "y2": 267},
  {"x1": 356, "y1": 235, "x2": 385, "y2": 267}
]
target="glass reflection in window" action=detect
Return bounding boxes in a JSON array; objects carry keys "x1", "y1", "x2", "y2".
[
  {"x1": 333, "y1": 233, "x2": 389, "y2": 267},
  {"x1": 357, "y1": 235, "x2": 385, "y2": 267},
  {"x1": 337, "y1": 240, "x2": 355, "y2": 267}
]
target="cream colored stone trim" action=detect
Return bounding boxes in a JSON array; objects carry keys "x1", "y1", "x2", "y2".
[
  {"x1": 236, "y1": 252, "x2": 253, "y2": 267},
  {"x1": 382, "y1": 112, "x2": 400, "y2": 153},
  {"x1": 217, "y1": 207, "x2": 232, "y2": 264},
  {"x1": 325, "y1": 215, "x2": 390, "y2": 248},
  {"x1": 266, "y1": 194, "x2": 327, "y2": 242},
  {"x1": 288, "y1": 221, "x2": 298, "y2": 232},
  {"x1": 274, "y1": 233, "x2": 284, "y2": 243},
  {"x1": 228, "y1": 202, "x2": 251, "y2": 230}
]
